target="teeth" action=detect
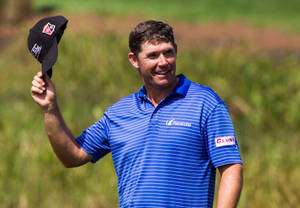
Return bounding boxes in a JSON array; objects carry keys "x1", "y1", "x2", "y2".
[{"x1": 157, "y1": 71, "x2": 169, "y2": 75}]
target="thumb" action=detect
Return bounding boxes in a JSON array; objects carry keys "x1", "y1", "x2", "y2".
[
  {"x1": 43, "y1": 73, "x2": 53, "y2": 85},
  {"x1": 43, "y1": 73, "x2": 55, "y2": 91},
  {"x1": 43, "y1": 73, "x2": 50, "y2": 81}
]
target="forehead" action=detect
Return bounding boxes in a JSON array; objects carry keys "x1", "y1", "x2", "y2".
[{"x1": 140, "y1": 40, "x2": 175, "y2": 53}]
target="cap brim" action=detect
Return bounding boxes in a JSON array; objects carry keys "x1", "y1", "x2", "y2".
[{"x1": 42, "y1": 38, "x2": 58, "y2": 78}]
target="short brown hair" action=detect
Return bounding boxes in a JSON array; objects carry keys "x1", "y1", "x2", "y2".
[{"x1": 129, "y1": 20, "x2": 176, "y2": 55}]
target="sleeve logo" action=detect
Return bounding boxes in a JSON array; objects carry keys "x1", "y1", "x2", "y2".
[{"x1": 215, "y1": 136, "x2": 235, "y2": 147}]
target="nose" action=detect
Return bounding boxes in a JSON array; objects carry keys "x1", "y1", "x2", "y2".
[{"x1": 158, "y1": 54, "x2": 168, "y2": 66}]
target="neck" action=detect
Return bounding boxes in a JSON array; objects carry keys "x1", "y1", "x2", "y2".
[
  {"x1": 146, "y1": 89, "x2": 169, "y2": 107},
  {"x1": 145, "y1": 78, "x2": 179, "y2": 107}
]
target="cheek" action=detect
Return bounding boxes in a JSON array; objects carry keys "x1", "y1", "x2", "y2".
[
  {"x1": 168, "y1": 57, "x2": 176, "y2": 64},
  {"x1": 141, "y1": 60, "x2": 157, "y2": 70}
]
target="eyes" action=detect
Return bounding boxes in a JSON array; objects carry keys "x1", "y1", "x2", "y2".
[{"x1": 146, "y1": 49, "x2": 175, "y2": 59}]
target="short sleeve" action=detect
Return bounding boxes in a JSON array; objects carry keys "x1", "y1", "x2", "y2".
[
  {"x1": 76, "y1": 113, "x2": 111, "y2": 163},
  {"x1": 205, "y1": 102, "x2": 242, "y2": 167}
]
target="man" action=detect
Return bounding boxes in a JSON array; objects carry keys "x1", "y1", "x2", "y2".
[{"x1": 31, "y1": 20, "x2": 243, "y2": 208}]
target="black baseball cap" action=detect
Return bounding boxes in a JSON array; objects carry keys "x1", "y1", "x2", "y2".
[{"x1": 27, "y1": 15, "x2": 68, "y2": 78}]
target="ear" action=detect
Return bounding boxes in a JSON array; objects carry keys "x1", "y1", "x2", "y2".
[{"x1": 128, "y1": 52, "x2": 140, "y2": 69}]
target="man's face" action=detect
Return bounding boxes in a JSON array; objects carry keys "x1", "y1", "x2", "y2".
[{"x1": 129, "y1": 41, "x2": 177, "y2": 91}]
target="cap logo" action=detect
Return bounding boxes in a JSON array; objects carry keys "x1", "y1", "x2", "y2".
[
  {"x1": 31, "y1": 43, "x2": 42, "y2": 58},
  {"x1": 42, "y1": 23, "x2": 55, "y2": 35}
]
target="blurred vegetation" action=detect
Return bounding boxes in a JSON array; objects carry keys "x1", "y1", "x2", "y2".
[
  {"x1": 0, "y1": 0, "x2": 31, "y2": 24},
  {"x1": 33, "y1": 0, "x2": 300, "y2": 32},
  {"x1": 0, "y1": 0, "x2": 300, "y2": 208}
]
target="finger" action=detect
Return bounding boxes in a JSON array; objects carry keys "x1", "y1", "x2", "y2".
[
  {"x1": 33, "y1": 77, "x2": 45, "y2": 88},
  {"x1": 32, "y1": 79, "x2": 46, "y2": 90},
  {"x1": 33, "y1": 74, "x2": 45, "y2": 86},
  {"x1": 37, "y1": 71, "x2": 43, "y2": 78},
  {"x1": 31, "y1": 86, "x2": 45, "y2": 94},
  {"x1": 35, "y1": 72, "x2": 44, "y2": 82}
]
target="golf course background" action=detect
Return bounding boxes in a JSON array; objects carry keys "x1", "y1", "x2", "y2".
[{"x1": 0, "y1": 0, "x2": 299, "y2": 207}]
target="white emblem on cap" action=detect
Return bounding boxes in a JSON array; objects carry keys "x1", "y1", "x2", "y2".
[
  {"x1": 31, "y1": 43, "x2": 42, "y2": 58},
  {"x1": 42, "y1": 23, "x2": 55, "y2": 35}
]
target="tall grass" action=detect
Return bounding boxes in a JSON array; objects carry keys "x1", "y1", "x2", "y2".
[
  {"x1": 33, "y1": 0, "x2": 300, "y2": 32},
  {"x1": 0, "y1": 28, "x2": 299, "y2": 207}
]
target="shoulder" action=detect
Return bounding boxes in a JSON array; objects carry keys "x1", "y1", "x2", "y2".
[
  {"x1": 105, "y1": 92, "x2": 139, "y2": 115},
  {"x1": 187, "y1": 81, "x2": 223, "y2": 106}
]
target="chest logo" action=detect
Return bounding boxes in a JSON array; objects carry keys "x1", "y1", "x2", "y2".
[{"x1": 166, "y1": 119, "x2": 192, "y2": 127}]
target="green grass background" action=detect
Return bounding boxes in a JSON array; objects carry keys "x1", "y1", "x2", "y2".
[
  {"x1": 33, "y1": 0, "x2": 300, "y2": 32},
  {"x1": 0, "y1": 0, "x2": 299, "y2": 207}
]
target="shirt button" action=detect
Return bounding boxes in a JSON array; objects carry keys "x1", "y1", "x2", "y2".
[{"x1": 152, "y1": 113, "x2": 157, "y2": 116}]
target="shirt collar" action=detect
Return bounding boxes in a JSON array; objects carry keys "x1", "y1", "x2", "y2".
[{"x1": 138, "y1": 74, "x2": 191, "y2": 100}]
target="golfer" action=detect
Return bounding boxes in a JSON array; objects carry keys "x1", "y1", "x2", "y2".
[{"x1": 31, "y1": 20, "x2": 243, "y2": 208}]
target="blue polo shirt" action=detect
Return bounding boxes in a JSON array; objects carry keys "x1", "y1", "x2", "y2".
[{"x1": 76, "y1": 74, "x2": 242, "y2": 208}]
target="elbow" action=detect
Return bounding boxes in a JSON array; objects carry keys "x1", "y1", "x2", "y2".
[
  {"x1": 60, "y1": 157, "x2": 90, "y2": 168},
  {"x1": 62, "y1": 161, "x2": 77, "y2": 168},
  {"x1": 57, "y1": 149, "x2": 92, "y2": 168},
  {"x1": 60, "y1": 159, "x2": 81, "y2": 168}
]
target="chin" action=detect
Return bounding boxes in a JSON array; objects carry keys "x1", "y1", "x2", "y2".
[{"x1": 153, "y1": 80, "x2": 174, "y2": 89}]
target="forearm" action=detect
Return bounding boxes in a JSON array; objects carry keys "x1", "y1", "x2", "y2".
[
  {"x1": 217, "y1": 163, "x2": 243, "y2": 208},
  {"x1": 31, "y1": 72, "x2": 91, "y2": 167},
  {"x1": 43, "y1": 104, "x2": 90, "y2": 167}
]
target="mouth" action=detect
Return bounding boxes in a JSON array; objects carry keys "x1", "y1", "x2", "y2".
[{"x1": 155, "y1": 69, "x2": 171, "y2": 75}]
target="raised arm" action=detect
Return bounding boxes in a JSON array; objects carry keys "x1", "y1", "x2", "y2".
[{"x1": 31, "y1": 72, "x2": 92, "y2": 167}]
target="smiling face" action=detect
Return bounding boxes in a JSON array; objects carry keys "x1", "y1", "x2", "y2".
[{"x1": 129, "y1": 40, "x2": 178, "y2": 93}]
